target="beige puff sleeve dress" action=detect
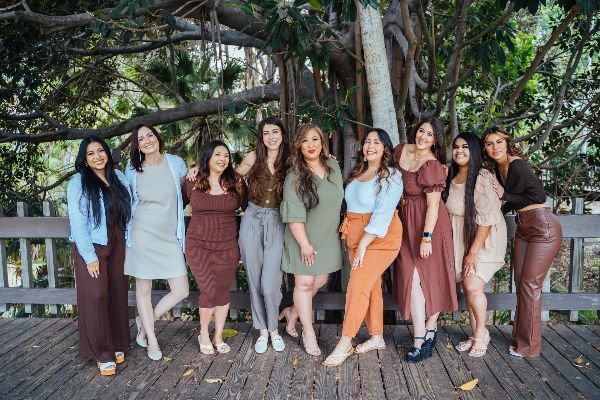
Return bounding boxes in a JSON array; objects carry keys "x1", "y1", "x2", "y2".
[{"x1": 446, "y1": 169, "x2": 508, "y2": 282}]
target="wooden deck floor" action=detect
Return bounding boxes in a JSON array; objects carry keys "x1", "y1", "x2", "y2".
[{"x1": 0, "y1": 318, "x2": 599, "y2": 399}]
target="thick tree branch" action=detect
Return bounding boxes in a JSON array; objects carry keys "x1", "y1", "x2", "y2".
[{"x1": 0, "y1": 83, "x2": 282, "y2": 143}]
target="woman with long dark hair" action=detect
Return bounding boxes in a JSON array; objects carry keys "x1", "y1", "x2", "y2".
[
  {"x1": 323, "y1": 129, "x2": 403, "y2": 367},
  {"x1": 67, "y1": 136, "x2": 131, "y2": 376},
  {"x1": 482, "y1": 127, "x2": 562, "y2": 358},
  {"x1": 124, "y1": 124, "x2": 189, "y2": 361},
  {"x1": 393, "y1": 118, "x2": 457, "y2": 362},
  {"x1": 443, "y1": 132, "x2": 507, "y2": 357},
  {"x1": 182, "y1": 140, "x2": 247, "y2": 355},
  {"x1": 281, "y1": 123, "x2": 344, "y2": 356},
  {"x1": 236, "y1": 117, "x2": 290, "y2": 353}
]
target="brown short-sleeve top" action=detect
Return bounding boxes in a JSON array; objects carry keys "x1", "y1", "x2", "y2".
[{"x1": 249, "y1": 172, "x2": 280, "y2": 209}]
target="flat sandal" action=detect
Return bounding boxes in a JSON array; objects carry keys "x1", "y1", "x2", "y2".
[
  {"x1": 468, "y1": 334, "x2": 490, "y2": 358},
  {"x1": 455, "y1": 337, "x2": 474, "y2": 352},
  {"x1": 198, "y1": 336, "x2": 215, "y2": 355},
  {"x1": 323, "y1": 347, "x2": 354, "y2": 367},
  {"x1": 355, "y1": 338, "x2": 386, "y2": 354}
]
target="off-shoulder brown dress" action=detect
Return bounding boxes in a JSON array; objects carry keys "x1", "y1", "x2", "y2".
[{"x1": 392, "y1": 144, "x2": 457, "y2": 319}]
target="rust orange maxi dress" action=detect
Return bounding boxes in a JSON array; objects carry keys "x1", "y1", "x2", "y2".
[{"x1": 392, "y1": 144, "x2": 457, "y2": 319}]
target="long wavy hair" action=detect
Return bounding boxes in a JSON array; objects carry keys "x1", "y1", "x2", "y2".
[
  {"x1": 247, "y1": 116, "x2": 289, "y2": 202},
  {"x1": 412, "y1": 117, "x2": 447, "y2": 164},
  {"x1": 481, "y1": 126, "x2": 524, "y2": 169},
  {"x1": 442, "y1": 132, "x2": 483, "y2": 252},
  {"x1": 345, "y1": 128, "x2": 396, "y2": 193},
  {"x1": 74, "y1": 136, "x2": 131, "y2": 229},
  {"x1": 193, "y1": 140, "x2": 244, "y2": 198},
  {"x1": 129, "y1": 124, "x2": 164, "y2": 172},
  {"x1": 288, "y1": 123, "x2": 331, "y2": 211}
]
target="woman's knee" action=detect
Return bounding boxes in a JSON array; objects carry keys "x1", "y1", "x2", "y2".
[
  {"x1": 136, "y1": 279, "x2": 153, "y2": 296},
  {"x1": 462, "y1": 276, "x2": 484, "y2": 296}
]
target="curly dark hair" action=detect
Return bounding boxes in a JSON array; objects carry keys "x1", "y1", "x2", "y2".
[
  {"x1": 288, "y1": 123, "x2": 331, "y2": 211},
  {"x1": 481, "y1": 126, "x2": 524, "y2": 169},
  {"x1": 193, "y1": 140, "x2": 244, "y2": 198},
  {"x1": 345, "y1": 128, "x2": 396, "y2": 193},
  {"x1": 247, "y1": 116, "x2": 289, "y2": 203}
]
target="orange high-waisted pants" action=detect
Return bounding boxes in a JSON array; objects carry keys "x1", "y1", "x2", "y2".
[{"x1": 340, "y1": 211, "x2": 402, "y2": 338}]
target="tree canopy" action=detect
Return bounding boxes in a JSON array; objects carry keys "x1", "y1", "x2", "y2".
[{"x1": 0, "y1": 0, "x2": 598, "y2": 207}]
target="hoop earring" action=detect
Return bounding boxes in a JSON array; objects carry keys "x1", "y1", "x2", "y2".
[
  {"x1": 139, "y1": 150, "x2": 142, "y2": 163},
  {"x1": 363, "y1": 157, "x2": 367, "y2": 162}
]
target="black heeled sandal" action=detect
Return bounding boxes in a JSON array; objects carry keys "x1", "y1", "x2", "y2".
[
  {"x1": 421, "y1": 327, "x2": 438, "y2": 358},
  {"x1": 406, "y1": 335, "x2": 428, "y2": 363}
]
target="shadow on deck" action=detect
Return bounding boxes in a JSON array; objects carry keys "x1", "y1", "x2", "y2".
[{"x1": 0, "y1": 318, "x2": 599, "y2": 399}]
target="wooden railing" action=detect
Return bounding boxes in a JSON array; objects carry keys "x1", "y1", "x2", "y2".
[{"x1": 0, "y1": 200, "x2": 599, "y2": 322}]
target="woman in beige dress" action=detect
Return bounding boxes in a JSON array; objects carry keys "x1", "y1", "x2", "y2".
[{"x1": 443, "y1": 132, "x2": 507, "y2": 357}]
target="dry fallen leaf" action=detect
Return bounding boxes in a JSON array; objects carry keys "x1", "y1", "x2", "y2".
[
  {"x1": 446, "y1": 342, "x2": 454, "y2": 350},
  {"x1": 163, "y1": 356, "x2": 173, "y2": 362},
  {"x1": 205, "y1": 378, "x2": 224, "y2": 384},
  {"x1": 222, "y1": 328, "x2": 238, "y2": 340},
  {"x1": 182, "y1": 369, "x2": 194, "y2": 377},
  {"x1": 595, "y1": 345, "x2": 600, "y2": 351},
  {"x1": 574, "y1": 355, "x2": 584, "y2": 365},
  {"x1": 293, "y1": 357, "x2": 299, "y2": 367},
  {"x1": 456, "y1": 378, "x2": 479, "y2": 391}
]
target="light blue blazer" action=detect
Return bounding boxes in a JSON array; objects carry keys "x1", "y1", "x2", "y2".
[
  {"x1": 124, "y1": 153, "x2": 188, "y2": 251},
  {"x1": 67, "y1": 170, "x2": 131, "y2": 265}
]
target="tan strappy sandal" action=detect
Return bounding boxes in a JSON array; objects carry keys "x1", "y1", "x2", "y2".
[
  {"x1": 355, "y1": 338, "x2": 386, "y2": 354},
  {"x1": 198, "y1": 336, "x2": 215, "y2": 355},
  {"x1": 468, "y1": 333, "x2": 490, "y2": 358},
  {"x1": 323, "y1": 347, "x2": 354, "y2": 367},
  {"x1": 456, "y1": 338, "x2": 474, "y2": 352}
]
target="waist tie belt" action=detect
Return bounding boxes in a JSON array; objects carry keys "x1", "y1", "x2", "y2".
[{"x1": 248, "y1": 202, "x2": 280, "y2": 247}]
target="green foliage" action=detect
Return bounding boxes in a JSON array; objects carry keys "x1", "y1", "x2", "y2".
[{"x1": 297, "y1": 86, "x2": 357, "y2": 134}]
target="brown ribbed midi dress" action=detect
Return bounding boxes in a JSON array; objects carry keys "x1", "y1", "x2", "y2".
[{"x1": 182, "y1": 178, "x2": 247, "y2": 308}]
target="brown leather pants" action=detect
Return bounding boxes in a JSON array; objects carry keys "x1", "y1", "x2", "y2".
[{"x1": 511, "y1": 207, "x2": 562, "y2": 357}]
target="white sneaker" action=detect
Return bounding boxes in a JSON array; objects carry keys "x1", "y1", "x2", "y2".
[
  {"x1": 271, "y1": 334, "x2": 285, "y2": 352},
  {"x1": 255, "y1": 336, "x2": 268, "y2": 354}
]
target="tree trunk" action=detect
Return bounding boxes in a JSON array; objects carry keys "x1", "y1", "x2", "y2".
[{"x1": 356, "y1": 2, "x2": 400, "y2": 146}]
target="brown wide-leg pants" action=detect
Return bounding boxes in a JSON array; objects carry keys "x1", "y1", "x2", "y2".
[
  {"x1": 73, "y1": 222, "x2": 129, "y2": 363},
  {"x1": 511, "y1": 207, "x2": 562, "y2": 357}
]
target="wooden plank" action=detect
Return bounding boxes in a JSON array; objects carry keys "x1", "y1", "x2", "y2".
[
  {"x1": 0, "y1": 317, "x2": 15, "y2": 330},
  {"x1": 337, "y1": 324, "x2": 362, "y2": 400},
  {"x1": 541, "y1": 325, "x2": 600, "y2": 388},
  {"x1": 0, "y1": 206, "x2": 8, "y2": 312},
  {"x1": 495, "y1": 325, "x2": 584, "y2": 400},
  {"x1": 569, "y1": 198, "x2": 585, "y2": 321},
  {"x1": 168, "y1": 323, "x2": 219, "y2": 400},
  {"x1": 43, "y1": 202, "x2": 60, "y2": 315},
  {"x1": 214, "y1": 327, "x2": 258, "y2": 400},
  {"x1": 549, "y1": 324, "x2": 600, "y2": 369},
  {"x1": 407, "y1": 325, "x2": 466, "y2": 400},
  {"x1": 1, "y1": 319, "x2": 80, "y2": 398},
  {"x1": 289, "y1": 324, "x2": 320, "y2": 400},
  {"x1": 391, "y1": 325, "x2": 435, "y2": 399},
  {"x1": 502, "y1": 325, "x2": 598, "y2": 399},
  {"x1": 486, "y1": 326, "x2": 558, "y2": 399},
  {"x1": 262, "y1": 321, "x2": 303, "y2": 400},
  {"x1": 0, "y1": 317, "x2": 44, "y2": 347},
  {"x1": 455, "y1": 325, "x2": 533, "y2": 399},
  {"x1": 444, "y1": 325, "x2": 508, "y2": 400},
  {"x1": 17, "y1": 202, "x2": 33, "y2": 314},
  {"x1": 42, "y1": 320, "x2": 147, "y2": 400},
  {"x1": 195, "y1": 323, "x2": 251, "y2": 400},
  {"x1": 83, "y1": 321, "x2": 183, "y2": 399},
  {"x1": 0, "y1": 319, "x2": 76, "y2": 389},
  {"x1": 568, "y1": 324, "x2": 600, "y2": 349},
  {"x1": 3, "y1": 214, "x2": 599, "y2": 239},
  {"x1": 355, "y1": 327, "x2": 386, "y2": 400},
  {"x1": 113, "y1": 321, "x2": 193, "y2": 399},
  {"x1": 0, "y1": 217, "x2": 70, "y2": 238},
  {"x1": 313, "y1": 324, "x2": 338, "y2": 400},
  {"x1": 0, "y1": 318, "x2": 64, "y2": 365},
  {"x1": 237, "y1": 324, "x2": 285, "y2": 400},
  {"x1": 139, "y1": 322, "x2": 202, "y2": 399},
  {"x1": 2, "y1": 288, "x2": 599, "y2": 312},
  {"x1": 380, "y1": 325, "x2": 411, "y2": 399}
]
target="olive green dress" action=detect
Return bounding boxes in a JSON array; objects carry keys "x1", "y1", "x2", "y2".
[{"x1": 281, "y1": 158, "x2": 344, "y2": 275}]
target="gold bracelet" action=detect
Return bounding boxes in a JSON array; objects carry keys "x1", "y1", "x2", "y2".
[{"x1": 421, "y1": 238, "x2": 432, "y2": 244}]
